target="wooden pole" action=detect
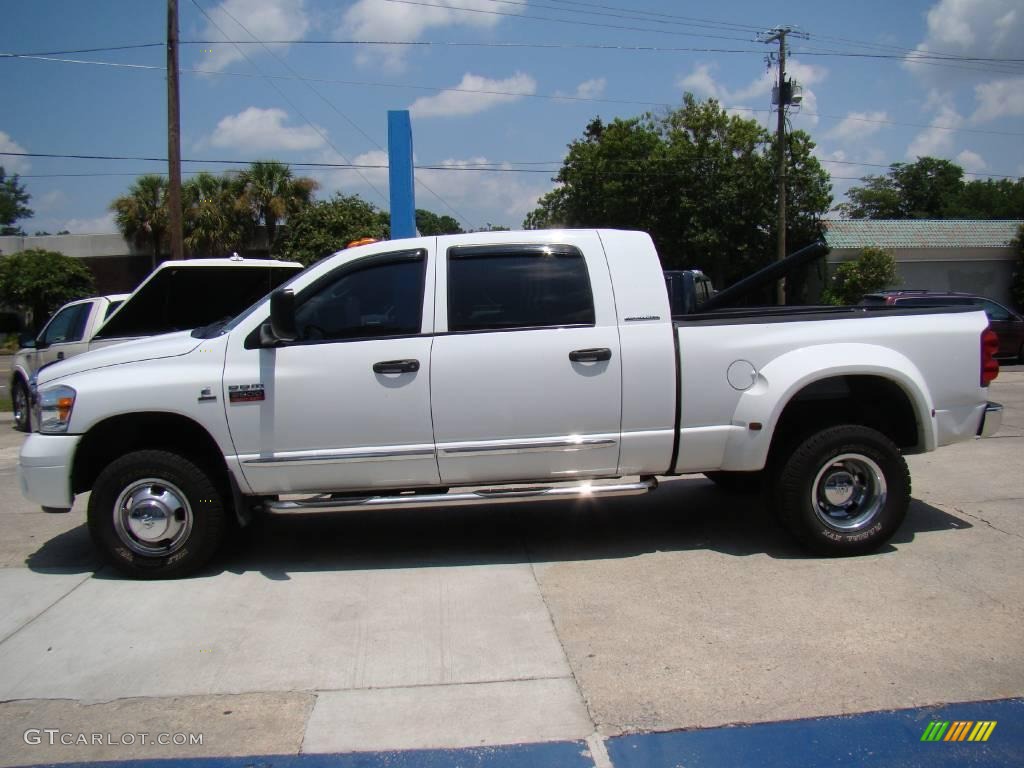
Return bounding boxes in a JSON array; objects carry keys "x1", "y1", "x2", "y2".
[{"x1": 167, "y1": 0, "x2": 184, "y2": 261}]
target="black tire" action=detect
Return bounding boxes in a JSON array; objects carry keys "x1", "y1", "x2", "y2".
[
  {"x1": 773, "y1": 425, "x2": 910, "y2": 556},
  {"x1": 87, "y1": 450, "x2": 227, "y2": 579},
  {"x1": 704, "y1": 470, "x2": 764, "y2": 494},
  {"x1": 12, "y1": 378, "x2": 31, "y2": 432}
]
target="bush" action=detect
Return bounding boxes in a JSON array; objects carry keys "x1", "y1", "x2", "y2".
[
  {"x1": 822, "y1": 246, "x2": 899, "y2": 306},
  {"x1": 0, "y1": 249, "x2": 95, "y2": 331}
]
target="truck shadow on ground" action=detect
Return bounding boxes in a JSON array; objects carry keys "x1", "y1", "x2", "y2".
[{"x1": 25, "y1": 476, "x2": 972, "y2": 579}]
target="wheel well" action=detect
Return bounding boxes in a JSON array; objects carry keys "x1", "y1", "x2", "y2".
[
  {"x1": 72, "y1": 413, "x2": 231, "y2": 500},
  {"x1": 770, "y1": 375, "x2": 921, "y2": 462}
]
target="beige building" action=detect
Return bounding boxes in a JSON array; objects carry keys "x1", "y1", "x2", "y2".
[
  {"x1": 821, "y1": 219, "x2": 1022, "y2": 306},
  {"x1": 0, "y1": 230, "x2": 273, "y2": 295}
]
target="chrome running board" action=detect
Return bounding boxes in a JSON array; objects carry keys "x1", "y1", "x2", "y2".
[{"x1": 264, "y1": 476, "x2": 658, "y2": 515}]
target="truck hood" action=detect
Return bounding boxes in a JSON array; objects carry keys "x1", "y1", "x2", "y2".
[
  {"x1": 35, "y1": 331, "x2": 202, "y2": 386},
  {"x1": 93, "y1": 260, "x2": 302, "y2": 341}
]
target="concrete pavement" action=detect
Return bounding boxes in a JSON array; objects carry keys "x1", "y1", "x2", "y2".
[{"x1": 0, "y1": 373, "x2": 1021, "y2": 767}]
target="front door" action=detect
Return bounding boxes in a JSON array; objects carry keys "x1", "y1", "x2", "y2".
[
  {"x1": 429, "y1": 236, "x2": 623, "y2": 485},
  {"x1": 35, "y1": 301, "x2": 93, "y2": 372},
  {"x1": 223, "y1": 247, "x2": 440, "y2": 495}
]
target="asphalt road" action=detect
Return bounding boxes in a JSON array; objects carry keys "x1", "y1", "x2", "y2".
[{"x1": 0, "y1": 373, "x2": 1021, "y2": 766}]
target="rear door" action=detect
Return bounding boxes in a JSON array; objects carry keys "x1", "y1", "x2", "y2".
[{"x1": 429, "y1": 233, "x2": 622, "y2": 485}]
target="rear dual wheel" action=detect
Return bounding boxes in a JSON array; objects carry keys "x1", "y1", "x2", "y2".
[{"x1": 773, "y1": 425, "x2": 910, "y2": 555}]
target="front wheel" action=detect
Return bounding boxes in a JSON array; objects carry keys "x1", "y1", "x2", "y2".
[
  {"x1": 88, "y1": 450, "x2": 227, "y2": 579},
  {"x1": 773, "y1": 425, "x2": 910, "y2": 556},
  {"x1": 12, "y1": 378, "x2": 31, "y2": 432}
]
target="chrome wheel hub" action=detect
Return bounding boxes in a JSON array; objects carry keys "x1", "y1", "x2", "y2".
[
  {"x1": 811, "y1": 454, "x2": 887, "y2": 532},
  {"x1": 113, "y1": 479, "x2": 193, "y2": 556}
]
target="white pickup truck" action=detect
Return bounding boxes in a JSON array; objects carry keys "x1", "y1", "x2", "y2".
[
  {"x1": 10, "y1": 257, "x2": 303, "y2": 432},
  {"x1": 18, "y1": 230, "x2": 1002, "y2": 578}
]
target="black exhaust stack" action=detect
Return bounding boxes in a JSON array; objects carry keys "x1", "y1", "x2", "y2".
[{"x1": 699, "y1": 239, "x2": 829, "y2": 313}]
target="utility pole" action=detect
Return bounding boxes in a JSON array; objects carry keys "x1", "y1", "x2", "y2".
[
  {"x1": 759, "y1": 26, "x2": 807, "y2": 305},
  {"x1": 167, "y1": 0, "x2": 184, "y2": 261}
]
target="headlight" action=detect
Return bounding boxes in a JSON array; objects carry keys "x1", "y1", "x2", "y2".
[{"x1": 36, "y1": 385, "x2": 76, "y2": 434}]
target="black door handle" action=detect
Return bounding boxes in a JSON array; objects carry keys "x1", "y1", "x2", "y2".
[
  {"x1": 373, "y1": 359, "x2": 420, "y2": 374},
  {"x1": 569, "y1": 347, "x2": 612, "y2": 363}
]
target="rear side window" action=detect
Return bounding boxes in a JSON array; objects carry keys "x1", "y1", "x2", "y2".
[{"x1": 447, "y1": 245, "x2": 595, "y2": 332}]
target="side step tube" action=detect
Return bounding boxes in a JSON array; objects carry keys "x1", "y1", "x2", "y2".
[{"x1": 265, "y1": 476, "x2": 658, "y2": 515}]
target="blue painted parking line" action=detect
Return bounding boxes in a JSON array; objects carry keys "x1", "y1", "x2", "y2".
[
  {"x1": 16, "y1": 698, "x2": 1024, "y2": 768},
  {"x1": 14, "y1": 739, "x2": 596, "y2": 768},
  {"x1": 607, "y1": 697, "x2": 1024, "y2": 768}
]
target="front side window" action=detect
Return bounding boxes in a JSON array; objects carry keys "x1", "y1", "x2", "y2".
[
  {"x1": 447, "y1": 245, "x2": 595, "y2": 332},
  {"x1": 293, "y1": 252, "x2": 426, "y2": 342},
  {"x1": 40, "y1": 303, "x2": 90, "y2": 345}
]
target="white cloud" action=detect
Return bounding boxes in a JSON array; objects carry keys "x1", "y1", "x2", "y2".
[
  {"x1": 971, "y1": 77, "x2": 1024, "y2": 122},
  {"x1": 0, "y1": 131, "x2": 30, "y2": 173},
  {"x1": 906, "y1": 0, "x2": 1024, "y2": 80},
  {"x1": 827, "y1": 111, "x2": 889, "y2": 142},
  {"x1": 409, "y1": 73, "x2": 537, "y2": 118},
  {"x1": 339, "y1": 0, "x2": 519, "y2": 69},
  {"x1": 956, "y1": 149, "x2": 988, "y2": 173},
  {"x1": 573, "y1": 78, "x2": 606, "y2": 99},
  {"x1": 204, "y1": 107, "x2": 326, "y2": 152},
  {"x1": 63, "y1": 212, "x2": 118, "y2": 235},
  {"x1": 199, "y1": 0, "x2": 310, "y2": 72},
  {"x1": 678, "y1": 60, "x2": 826, "y2": 125},
  {"x1": 906, "y1": 91, "x2": 963, "y2": 158},
  {"x1": 320, "y1": 150, "x2": 548, "y2": 229}
]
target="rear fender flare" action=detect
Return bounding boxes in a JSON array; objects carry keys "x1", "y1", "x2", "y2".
[{"x1": 722, "y1": 343, "x2": 934, "y2": 471}]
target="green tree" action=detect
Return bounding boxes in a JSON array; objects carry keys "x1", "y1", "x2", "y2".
[
  {"x1": 0, "y1": 167, "x2": 33, "y2": 236},
  {"x1": 416, "y1": 209, "x2": 464, "y2": 235},
  {"x1": 524, "y1": 95, "x2": 832, "y2": 292},
  {"x1": 821, "y1": 246, "x2": 899, "y2": 305},
  {"x1": 182, "y1": 172, "x2": 251, "y2": 256},
  {"x1": 944, "y1": 178, "x2": 1024, "y2": 219},
  {"x1": 277, "y1": 193, "x2": 389, "y2": 266},
  {"x1": 110, "y1": 174, "x2": 169, "y2": 270},
  {"x1": 0, "y1": 249, "x2": 95, "y2": 331},
  {"x1": 838, "y1": 157, "x2": 965, "y2": 219},
  {"x1": 237, "y1": 161, "x2": 318, "y2": 251}
]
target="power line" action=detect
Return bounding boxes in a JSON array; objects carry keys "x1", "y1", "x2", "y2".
[
  {"x1": 0, "y1": 43, "x2": 163, "y2": 56},
  {"x1": 188, "y1": 0, "x2": 389, "y2": 208},
  {"x1": 12, "y1": 52, "x2": 1024, "y2": 140},
  {"x1": 380, "y1": 0, "x2": 757, "y2": 42},
  {"x1": 195, "y1": 0, "x2": 472, "y2": 228},
  {"x1": 6, "y1": 152, "x2": 1020, "y2": 180},
  {"x1": 8, "y1": 39, "x2": 1020, "y2": 66}
]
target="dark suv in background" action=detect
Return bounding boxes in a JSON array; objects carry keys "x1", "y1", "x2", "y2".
[{"x1": 861, "y1": 290, "x2": 1024, "y2": 362}]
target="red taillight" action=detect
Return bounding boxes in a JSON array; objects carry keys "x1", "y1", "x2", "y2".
[{"x1": 981, "y1": 328, "x2": 999, "y2": 386}]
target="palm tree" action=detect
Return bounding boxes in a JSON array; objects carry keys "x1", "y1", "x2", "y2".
[
  {"x1": 182, "y1": 172, "x2": 250, "y2": 257},
  {"x1": 110, "y1": 175, "x2": 169, "y2": 270},
  {"x1": 237, "y1": 161, "x2": 318, "y2": 251}
]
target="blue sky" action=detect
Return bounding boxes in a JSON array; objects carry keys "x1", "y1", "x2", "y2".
[{"x1": 2, "y1": 0, "x2": 1023, "y2": 235}]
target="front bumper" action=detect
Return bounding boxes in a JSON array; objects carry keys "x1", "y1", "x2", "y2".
[
  {"x1": 977, "y1": 402, "x2": 1003, "y2": 438},
  {"x1": 18, "y1": 434, "x2": 80, "y2": 510}
]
